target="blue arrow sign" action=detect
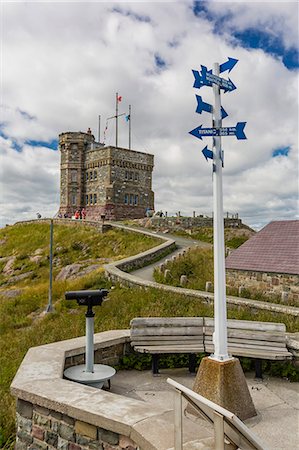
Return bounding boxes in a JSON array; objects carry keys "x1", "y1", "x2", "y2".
[
  {"x1": 196, "y1": 95, "x2": 212, "y2": 114},
  {"x1": 202, "y1": 145, "x2": 213, "y2": 161},
  {"x1": 220, "y1": 122, "x2": 247, "y2": 139},
  {"x1": 195, "y1": 95, "x2": 228, "y2": 119},
  {"x1": 219, "y1": 57, "x2": 238, "y2": 73},
  {"x1": 201, "y1": 65, "x2": 236, "y2": 92},
  {"x1": 189, "y1": 122, "x2": 247, "y2": 140},
  {"x1": 192, "y1": 69, "x2": 211, "y2": 89}
]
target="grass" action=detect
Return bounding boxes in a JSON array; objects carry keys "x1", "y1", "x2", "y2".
[{"x1": 0, "y1": 222, "x2": 161, "y2": 288}]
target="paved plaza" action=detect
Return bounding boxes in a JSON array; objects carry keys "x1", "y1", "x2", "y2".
[{"x1": 111, "y1": 367, "x2": 299, "y2": 450}]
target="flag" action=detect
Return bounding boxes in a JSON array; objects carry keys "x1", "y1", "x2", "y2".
[
  {"x1": 117, "y1": 95, "x2": 122, "y2": 102},
  {"x1": 125, "y1": 114, "x2": 130, "y2": 122}
]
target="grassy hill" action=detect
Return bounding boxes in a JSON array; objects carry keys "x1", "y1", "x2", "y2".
[{"x1": 0, "y1": 221, "x2": 297, "y2": 448}]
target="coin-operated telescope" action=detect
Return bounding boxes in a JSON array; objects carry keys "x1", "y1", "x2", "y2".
[{"x1": 63, "y1": 289, "x2": 116, "y2": 388}]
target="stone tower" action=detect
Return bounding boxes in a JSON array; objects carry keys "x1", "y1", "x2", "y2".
[{"x1": 58, "y1": 129, "x2": 154, "y2": 220}]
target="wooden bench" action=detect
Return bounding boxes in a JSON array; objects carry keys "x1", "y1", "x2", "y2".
[
  {"x1": 204, "y1": 318, "x2": 293, "y2": 378},
  {"x1": 130, "y1": 317, "x2": 205, "y2": 374},
  {"x1": 130, "y1": 317, "x2": 293, "y2": 377}
]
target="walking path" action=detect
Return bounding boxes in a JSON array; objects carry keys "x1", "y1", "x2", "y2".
[{"x1": 131, "y1": 230, "x2": 210, "y2": 282}]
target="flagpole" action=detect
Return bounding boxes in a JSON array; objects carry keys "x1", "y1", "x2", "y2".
[
  {"x1": 129, "y1": 104, "x2": 131, "y2": 149},
  {"x1": 115, "y1": 92, "x2": 118, "y2": 147},
  {"x1": 98, "y1": 115, "x2": 101, "y2": 142}
]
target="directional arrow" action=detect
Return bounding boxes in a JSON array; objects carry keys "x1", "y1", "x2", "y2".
[
  {"x1": 200, "y1": 65, "x2": 236, "y2": 92},
  {"x1": 189, "y1": 122, "x2": 247, "y2": 140},
  {"x1": 196, "y1": 95, "x2": 212, "y2": 114},
  {"x1": 189, "y1": 125, "x2": 217, "y2": 140},
  {"x1": 220, "y1": 122, "x2": 247, "y2": 140},
  {"x1": 202, "y1": 145, "x2": 213, "y2": 161},
  {"x1": 192, "y1": 69, "x2": 211, "y2": 89},
  {"x1": 219, "y1": 57, "x2": 238, "y2": 74},
  {"x1": 195, "y1": 95, "x2": 228, "y2": 119},
  {"x1": 221, "y1": 106, "x2": 228, "y2": 119}
]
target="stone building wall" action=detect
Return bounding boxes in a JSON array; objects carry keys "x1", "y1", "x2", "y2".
[
  {"x1": 226, "y1": 270, "x2": 299, "y2": 305},
  {"x1": 59, "y1": 132, "x2": 154, "y2": 221}
]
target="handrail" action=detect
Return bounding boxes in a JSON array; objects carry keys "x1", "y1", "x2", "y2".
[{"x1": 167, "y1": 378, "x2": 268, "y2": 450}]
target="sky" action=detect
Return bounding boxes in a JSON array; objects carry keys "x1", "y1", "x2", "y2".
[{"x1": 0, "y1": 0, "x2": 298, "y2": 230}]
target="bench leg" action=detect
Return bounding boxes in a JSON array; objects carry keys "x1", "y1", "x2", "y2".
[
  {"x1": 189, "y1": 354, "x2": 196, "y2": 373},
  {"x1": 152, "y1": 354, "x2": 159, "y2": 375},
  {"x1": 255, "y1": 359, "x2": 263, "y2": 379}
]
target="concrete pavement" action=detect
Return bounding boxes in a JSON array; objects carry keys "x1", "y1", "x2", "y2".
[{"x1": 111, "y1": 367, "x2": 299, "y2": 450}]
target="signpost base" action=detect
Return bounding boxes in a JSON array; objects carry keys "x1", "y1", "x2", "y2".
[{"x1": 191, "y1": 357, "x2": 256, "y2": 421}]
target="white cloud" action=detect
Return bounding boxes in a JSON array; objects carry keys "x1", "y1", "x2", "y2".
[
  {"x1": 205, "y1": 1, "x2": 299, "y2": 50},
  {"x1": 0, "y1": 0, "x2": 298, "y2": 229}
]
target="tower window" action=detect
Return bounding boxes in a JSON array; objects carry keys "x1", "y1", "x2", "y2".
[
  {"x1": 130, "y1": 194, "x2": 134, "y2": 205},
  {"x1": 86, "y1": 172, "x2": 89, "y2": 181},
  {"x1": 134, "y1": 195, "x2": 139, "y2": 205},
  {"x1": 124, "y1": 194, "x2": 129, "y2": 205},
  {"x1": 90, "y1": 171, "x2": 93, "y2": 180},
  {"x1": 90, "y1": 194, "x2": 93, "y2": 204},
  {"x1": 86, "y1": 195, "x2": 89, "y2": 205},
  {"x1": 94, "y1": 193, "x2": 97, "y2": 204},
  {"x1": 71, "y1": 170, "x2": 77, "y2": 182},
  {"x1": 94, "y1": 170, "x2": 97, "y2": 180}
]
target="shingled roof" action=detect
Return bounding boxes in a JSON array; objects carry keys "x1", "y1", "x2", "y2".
[{"x1": 225, "y1": 220, "x2": 299, "y2": 275}]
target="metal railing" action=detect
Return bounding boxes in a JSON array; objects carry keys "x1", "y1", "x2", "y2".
[{"x1": 167, "y1": 378, "x2": 268, "y2": 450}]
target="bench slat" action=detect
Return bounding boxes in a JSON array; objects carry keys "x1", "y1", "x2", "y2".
[
  {"x1": 131, "y1": 340, "x2": 203, "y2": 347},
  {"x1": 131, "y1": 326, "x2": 203, "y2": 337},
  {"x1": 131, "y1": 317, "x2": 203, "y2": 327},
  {"x1": 134, "y1": 345, "x2": 204, "y2": 354},
  {"x1": 205, "y1": 318, "x2": 286, "y2": 332},
  {"x1": 205, "y1": 345, "x2": 293, "y2": 360},
  {"x1": 204, "y1": 327, "x2": 286, "y2": 342},
  {"x1": 131, "y1": 335, "x2": 204, "y2": 342},
  {"x1": 204, "y1": 337, "x2": 287, "y2": 348}
]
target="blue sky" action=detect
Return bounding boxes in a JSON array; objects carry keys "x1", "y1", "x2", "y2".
[{"x1": 1, "y1": 0, "x2": 298, "y2": 229}]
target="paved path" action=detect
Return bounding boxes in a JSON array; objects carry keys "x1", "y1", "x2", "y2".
[{"x1": 132, "y1": 230, "x2": 210, "y2": 282}]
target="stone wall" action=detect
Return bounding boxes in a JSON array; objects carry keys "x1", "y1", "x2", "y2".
[
  {"x1": 13, "y1": 335, "x2": 140, "y2": 450},
  {"x1": 226, "y1": 270, "x2": 299, "y2": 305},
  {"x1": 16, "y1": 400, "x2": 138, "y2": 450},
  {"x1": 11, "y1": 330, "x2": 176, "y2": 450},
  {"x1": 149, "y1": 216, "x2": 242, "y2": 230}
]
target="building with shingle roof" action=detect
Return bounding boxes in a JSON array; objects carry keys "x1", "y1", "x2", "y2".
[{"x1": 225, "y1": 220, "x2": 299, "y2": 304}]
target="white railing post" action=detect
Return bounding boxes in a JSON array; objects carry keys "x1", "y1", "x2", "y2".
[
  {"x1": 174, "y1": 389, "x2": 183, "y2": 450},
  {"x1": 213, "y1": 410, "x2": 225, "y2": 450}
]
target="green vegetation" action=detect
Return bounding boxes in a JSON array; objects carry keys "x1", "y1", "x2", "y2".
[
  {"x1": 155, "y1": 247, "x2": 214, "y2": 290},
  {"x1": 0, "y1": 222, "x2": 297, "y2": 448},
  {"x1": 0, "y1": 222, "x2": 161, "y2": 288}
]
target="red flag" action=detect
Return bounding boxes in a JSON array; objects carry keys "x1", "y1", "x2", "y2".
[{"x1": 117, "y1": 95, "x2": 122, "y2": 102}]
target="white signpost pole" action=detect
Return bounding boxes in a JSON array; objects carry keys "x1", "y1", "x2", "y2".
[{"x1": 211, "y1": 62, "x2": 230, "y2": 362}]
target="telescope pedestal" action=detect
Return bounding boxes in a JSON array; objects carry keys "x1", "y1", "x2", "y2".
[{"x1": 64, "y1": 364, "x2": 116, "y2": 389}]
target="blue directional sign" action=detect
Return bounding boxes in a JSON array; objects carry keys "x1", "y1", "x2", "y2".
[
  {"x1": 189, "y1": 122, "x2": 247, "y2": 140},
  {"x1": 200, "y1": 66, "x2": 236, "y2": 93},
  {"x1": 196, "y1": 96, "x2": 228, "y2": 119},
  {"x1": 192, "y1": 69, "x2": 210, "y2": 89},
  {"x1": 219, "y1": 57, "x2": 238, "y2": 73},
  {"x1": 202, "y1": 145, "x2": 213, "y2": 161},
  {"x1": 196, "y1": 95, "x2": 212, "y2": 114}
]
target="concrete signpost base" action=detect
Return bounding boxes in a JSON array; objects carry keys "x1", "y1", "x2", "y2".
[{"x1": 192, "y1": 357, "x2": 257, "y2": 421}]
